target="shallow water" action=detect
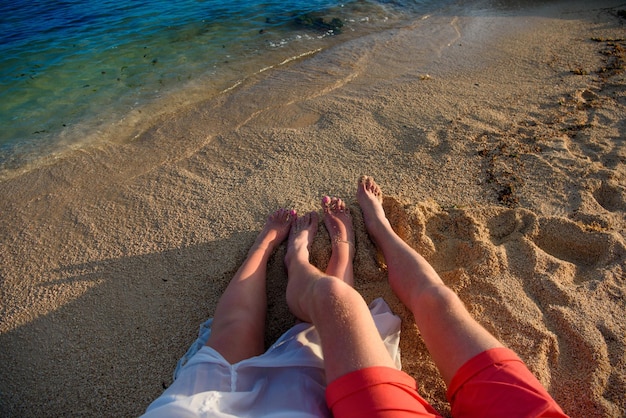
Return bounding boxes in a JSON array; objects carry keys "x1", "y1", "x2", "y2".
[{"x1": 0, "y1": 0, "x2": 461, "y2": 172}]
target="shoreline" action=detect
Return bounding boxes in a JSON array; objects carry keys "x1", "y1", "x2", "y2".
[
  {"x1": 1, "y1": 1, "x2": 625, "y2": 416},
  {"x1": 0, "y1": 0, "x2": 448, "y2": 179}
]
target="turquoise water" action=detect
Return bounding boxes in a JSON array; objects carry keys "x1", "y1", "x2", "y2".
[{"x1": 0, "y1": 0, "x2": 447, "y2": 171}]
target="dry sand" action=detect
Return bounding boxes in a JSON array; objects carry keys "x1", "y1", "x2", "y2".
[{"x1": 1, "y1": 0, "x2": 625, "y2": 416}]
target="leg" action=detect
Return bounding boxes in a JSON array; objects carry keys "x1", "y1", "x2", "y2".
[
  {"x1": 321, "y1": 196, "x2": 355, "y2": 285},
  {"x1": 285, "y1": 212, "x2": 396, "y2": 383},
  {"x1": 357, "y1": 176, "x2": 503, "y2": 385},
  {"x1": 206, "y1": 208, "x2": 295, "y2": 364}
]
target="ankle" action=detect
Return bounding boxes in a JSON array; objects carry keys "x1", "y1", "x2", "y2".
[
  {"x1": 365, "y1": 217, "x2": 393, "y2": 243},
  {"x1": 285, "y1": 247, "x2": 309, "y2": 267},
  {"x1": 248, "y1": 242, "x2": 275, "y2": 259}
]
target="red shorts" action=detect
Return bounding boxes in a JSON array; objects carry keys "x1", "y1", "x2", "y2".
[{"x1": 325, "y1": 347, "x2": 568, "y2": 417}]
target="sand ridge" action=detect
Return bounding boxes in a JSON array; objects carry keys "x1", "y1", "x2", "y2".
[{"x1": 0, "y1": 1, "x2": 625, "y2": 416}]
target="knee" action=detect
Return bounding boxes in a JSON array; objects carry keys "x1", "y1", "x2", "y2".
[
  {"x1": 309, "y1": 276, "x2": 363, "y2": 319},
  {"x1": 412, "y1": 284, "x2": 464, "y2": 314}
]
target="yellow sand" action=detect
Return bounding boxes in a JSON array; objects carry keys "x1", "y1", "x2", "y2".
[{"x1": 0, "y1": 1, "x2": 624, "y2": 416}]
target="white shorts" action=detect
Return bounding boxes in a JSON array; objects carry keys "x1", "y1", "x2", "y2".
[{"x1": 142, "y1": 298, "x2": 401, "y2": 418}]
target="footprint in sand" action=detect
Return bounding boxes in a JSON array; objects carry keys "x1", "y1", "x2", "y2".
[
  {"x1": 378, "y1": 200, "x2": 625, "y2": 418},
  {"x1": 592, "y1": 180, "x2": 626, "y2": 213},
  {"x1": 533, "y1": 216, "x2": 624, "y2": 276}
]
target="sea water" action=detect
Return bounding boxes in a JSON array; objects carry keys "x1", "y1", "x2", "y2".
[{"x1": 0, "y1": 0, "x2": 453, "y2": 172}]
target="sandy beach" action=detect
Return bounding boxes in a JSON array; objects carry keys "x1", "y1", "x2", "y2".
[{"x1": 1, "y1": 0, "x2": 625, "y2": 416}]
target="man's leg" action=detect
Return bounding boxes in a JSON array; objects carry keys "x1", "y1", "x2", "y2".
[
  {"x1": 285, "y1": 211, "x2": 396, "y2": 383},
  {"x1": 356, "y1": 176, "x2": 502, "y2": 385},
  {"x1": 206, "y1": 208, "x2": 295, "y2": 364}
]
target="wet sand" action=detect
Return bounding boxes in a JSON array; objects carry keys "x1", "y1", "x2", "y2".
[{"x1": 0, "y1": 0, "x2": 624, "y2": 416}]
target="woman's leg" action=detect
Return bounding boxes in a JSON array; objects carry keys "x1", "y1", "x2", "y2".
[
  {"x1": 321, "y1": 196, "x2": 355, "y2": 285},
  {"x1": 285, "y1": 212, "x2": 396, "y2": 383},
  {"x1": 356, "y1": 176, "x2": 502, "y2": 385},
  {"x1": 206, "y1": 208, "x2": 295, "y2": 364}
]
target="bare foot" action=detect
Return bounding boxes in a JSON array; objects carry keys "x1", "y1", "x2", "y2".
[
  {"x1": 356, "y1": 176, "x2": 391, "y2": 243},
  {"x1": 322, "y1": 196, "x2": 355, "y2": 285},
  {"x1": 322, "y1": 196, "x2": 355, "y2": 251},
  {"x1": 285, "y1": 211, "x2": 320, "y2": 321},
  {"x1": 250, "y1": 208, "x2": 296, "y2": 255},
  {"x1": 285, "y1": 211, "x2": 318, "y2": 266}
]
